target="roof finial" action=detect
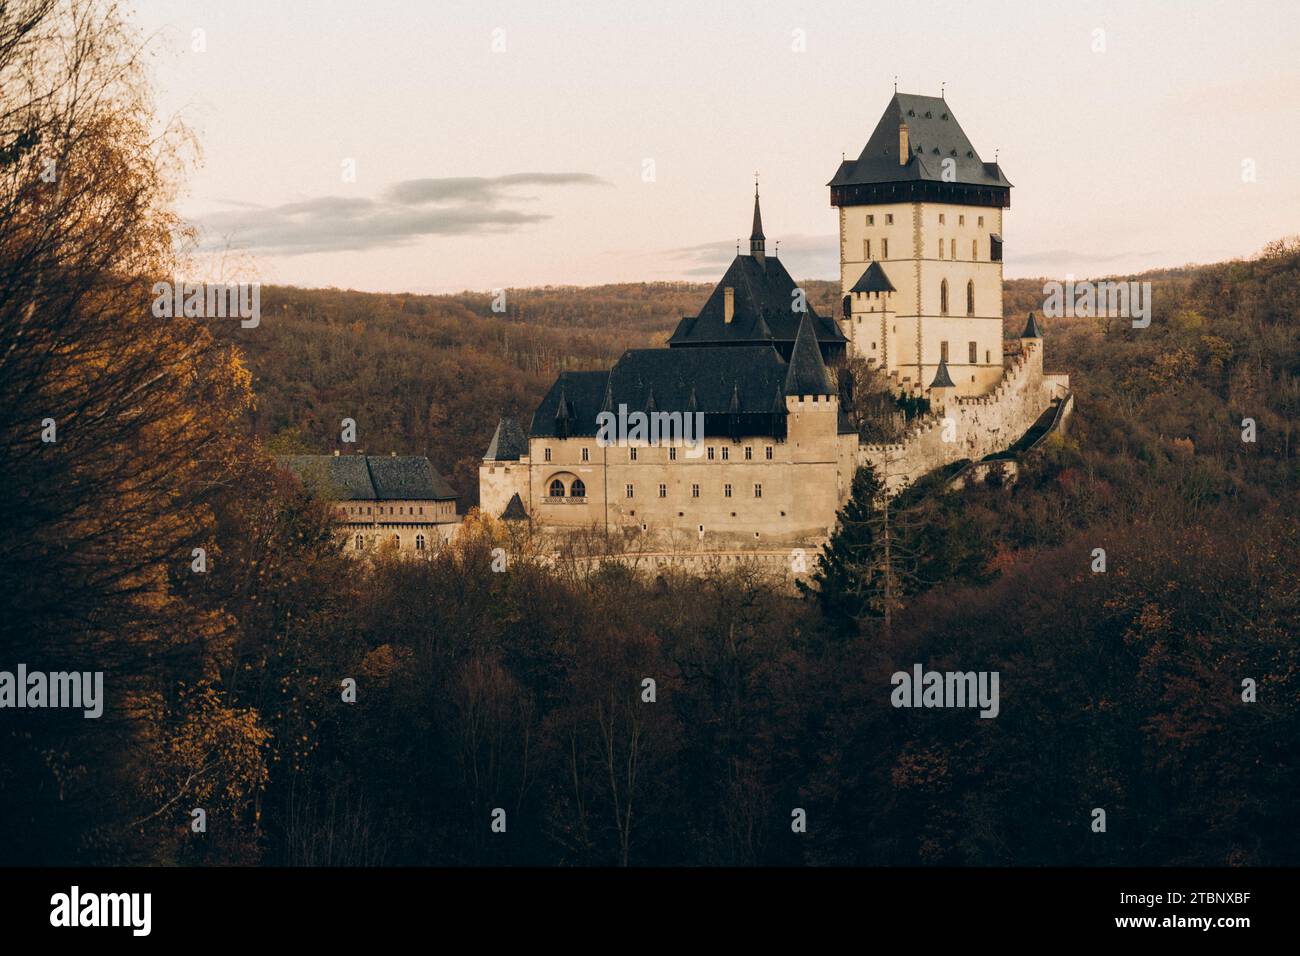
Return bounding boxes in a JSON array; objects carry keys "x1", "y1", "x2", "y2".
[
  {"x1": 941, "y1": 81, "x2": 945, "y2": 99},
  {"x1": 736, "y1": 238, "x2": 740, "y2": 255},
  {"x1": 774, "y1": 239, "x2": 780, "y2": 257},
  {"x1": 893, "y1": 74, "x2": 898, "y2": 93}
]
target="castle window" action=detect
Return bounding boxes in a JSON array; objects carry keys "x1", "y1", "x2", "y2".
[
  {"x1": 691, "y1": 483, "x2": 700, "y2": 498},
  {"x1": 724, "y1": 484, "x2": 733, "y2": 498},
  {"x1": 938, "y1": 213, "x2": 945, "y2": 225},
  {"x1": 668, "y1": 447, "x2": 676, "y2": 461},
  {"x1": 941, "y1": 341, "x2": 949, "y2": 363},
  {"x1": 549, "y1": 478, "x2": 565, "y2": 498},
  {"x1": 882, "y1": 238, "x2": 889, "y2": 258},
  {"x1": 986, "y1": 350, "x2": 991, "y2": 364},
  {"x1": 863, "y1": 239, "x2": 870, "y2": 259},
  {"x1": 707, "y1": 447, "x2": 715, "y2": 460},
  {"x1": 721, "y1": 446, "x2": 729, "y2": 461},
  {"x1": 544, "y1": 447, "x2": 551, "y2": 462},
  {"x1": 951, "y1": 238, "x2": 956, "y2": 259},
  {"x1": 940, "y1": 280, "x2": 949, "y2": 315},
  {"x1": 972, "y1": 239, "x2": 978, "y2": 259},
  {"x1": 626, "y1": 483, "x2": 634, "y2": 498},
  {"x1": 419, "y1": 506, "x2": 424, "y2": 515},
  {"x1": 885, "y1": 214, "x2": 894, "y2": 225},
  {"x1": 745, "y1": 446, "x2": 753, "y2": 460},
  {"x1": 415, "y1": 534, "x2": 425, "y2": 551},
  {"x1": 658, "y1": 483, "x2": 666, "y2": 498},
  {"x1": 978, "y1": 216, "x2": 985, "y2": 227},
  {"x1": 938, "y1": 239, "x2": 944, "y2": 259},
  {"x1": 866, "y1": 214, "x2": 874, "y2": 226},
  {"x1": 629, "y1": 447, "x2": 637, "y2": 461},
  {"x1": 969, "y1": 341, "x2": 978, "y2": 364},
  {"x1": 959, "y1": 215, "x2": 965, "y2": 226},
  {"x1": 581, "y1": 447, "x2": 589, "y2": 462},
  {"x1": 990, "y1": 234, "x2": 1003, "y2": 261},
  {"x1": 967, "y1": 280, "x2": 975, "y2": 316},
  {"x1": 571, "y1": 479, "x2": 586, "y2": 498},
  {"x1": 765, "y1": 446, "x2": 773, "y2": 460},
  {"x1": 754, "y1": 483, "x2": 762, "y2": 498},
  {"x1": 392, "y1": 534, "x2": 400, "y2": 546},
  {"x1": 355, "y1": 534, "x2": 364, "y2": 550}
]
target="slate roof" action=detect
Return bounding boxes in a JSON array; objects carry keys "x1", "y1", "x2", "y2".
[
  {"x1": 930, "y1": 358, "x2": 956, "y2": 389},
  {"x1": 750, "y1": 188, "x2": 764, "y2": 241},
  {"x1": 828, "y1": 93, "x2": 1011, "y2": 191},
  {"x1": 278, "y1": 454, "x2": 457, "y2": 501},
  {"x1": 500, "y1": 492, "x2": 529, "y2": 521},
  {"x1": 850, "y1": 261, "x2": 897, "y2": 294},
  {"x1": 483, "y1": 417, "x2": 528, "y2": 461},
  {"x1": 1021, "y1": 311, "x2": 1043, "y2": 338},
  {"x1": 784, "y1": 313, "x2": 836, "y2": 397},
  {"x1": 528, "y1": 345, "x2": 824, "y2": 439},
  {"x1": 667, "y1": 254, "x2": 845, "y2": 348}
]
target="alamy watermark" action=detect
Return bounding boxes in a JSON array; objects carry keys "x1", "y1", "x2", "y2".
[
  {"x1": 890, "y1": 663, "x2": 999, "y2": 718},
  {"x1": 1042, "y1": 276, "x2": 1151, "y2": 328},
  {"x1": 152, "y1": 280, "x2": 261, "y2": 328},
  {"x1": 0, "y1": 665, "x2": 103, "y2": 718},
  {"x1": 596, "y1": 405, "x2": 706, "y2": 458}
]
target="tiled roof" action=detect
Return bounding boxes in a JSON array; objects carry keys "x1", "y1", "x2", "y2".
[
  {"x1": 483, "y1": 417, "x2": 528, "y2": 461},
  {"x1": 277, "y1": 454, "x2": 457, "y2": 501}
]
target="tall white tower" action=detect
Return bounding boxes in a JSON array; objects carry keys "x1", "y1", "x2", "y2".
[{"x1": 830, "y1": 93, "x2": 1011, "y2": 396}]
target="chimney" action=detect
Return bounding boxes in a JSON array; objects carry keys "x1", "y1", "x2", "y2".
[
  {"x1": 899, "y1": 121, "x2": 909, "y2": 165},
  {"x1": 724, "y1": 287, "x2": 735, "y2": 324}
]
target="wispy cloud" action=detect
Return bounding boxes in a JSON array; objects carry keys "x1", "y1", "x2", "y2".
[
  {"x1": 196, "y1": 173, "x2": 612, "y2": 255},
  {"x1": 662, "y1": 233, "x2": 839, "y2": 278}
]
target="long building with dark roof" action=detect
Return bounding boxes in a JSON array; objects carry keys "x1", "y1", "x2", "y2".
[
  {"x1": 480, "y1": 90, "x2": 1070, "y2": 546},
  {"x1": 279, "y1": 452, "x2": 460, "y2": 554}
]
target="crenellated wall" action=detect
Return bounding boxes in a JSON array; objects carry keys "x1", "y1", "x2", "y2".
[{"x1": 860, "y1": 338, "x2": 1069, "y2": 492}]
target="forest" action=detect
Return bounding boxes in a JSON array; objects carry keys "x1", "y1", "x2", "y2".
[{"x1": 1, "y1": 0, "x2": 1297, "y2": 867}]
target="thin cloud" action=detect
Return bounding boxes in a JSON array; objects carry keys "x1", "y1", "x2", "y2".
[
  {"x1": 196, "y1": 172, "x2": 612, "y2": 255},
  {"x1": 663, "y1": 234, "x2": 838, "y2": 278}
]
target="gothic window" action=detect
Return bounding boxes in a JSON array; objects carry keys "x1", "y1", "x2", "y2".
[
  {"x1": 549, "y1": 478, "x2": 565, "y2": 498},
  {"x1": 940, "y1": 279, "x2": 949, "y2": 315},
  {"x1": 571, "y1": 479, "x2": 586, "y2": 498},
  {"x1": 355, "y1": 534, "x2": 364, "y2": 550},
  {"x1": 967, "y1": 280, "x2": 975, "y2": 316}
]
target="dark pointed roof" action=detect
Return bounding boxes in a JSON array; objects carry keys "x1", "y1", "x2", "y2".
[
  {"x1": 500, "y1": 492, "x2": 529, "y2": 522},
  {"x1": 278, "y1": 454, "x2": 457, "y2": 501},
  {"x1": 483, "y1": 417, "x2": 527, "y2": 461},
  {"x1": 667, "y1": 254, "x2": 845, "y2": 348},
  {"x1": 930, "y1": 358, "x2": 956, "y2": 389},
  {"x1": 828, "y1": 92, "x2": 1011, "y2": 192},
  {"x1": 784, "y1": 313, "x2": 835, "y2": 397},
  {"x1": 850, "y1": 261, "x2": 896, "y2": 294},
  {"x1": 1021, "y1": 311, "x2": 1043, "y2": 338},
  {"x1": 750, "y1": 187, "x2": 764, "y2": 241}
]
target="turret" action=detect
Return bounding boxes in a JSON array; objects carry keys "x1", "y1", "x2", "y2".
[{"x1": 750, "y1": 182, "x2": 766, "y2": 266}]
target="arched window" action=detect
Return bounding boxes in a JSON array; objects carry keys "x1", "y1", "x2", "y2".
[
  {"x1": 966, "y1": 280, "x2": 975, "y2": 316},
  {"x1": 415, "y1": 534, "x2": 425, "y2": 551},
  {"x1": 940, "y1": 279, "x2": 949, "y2": 315},
  {"x1": 355, "y1": 534, "x2": 364, "y2": 550},
  {"x1": 549, "y1": 478, "x2": 565, "y2": 498},
  {"x1": 570, "y1": 478, "x2": 586, "y2": 498}
]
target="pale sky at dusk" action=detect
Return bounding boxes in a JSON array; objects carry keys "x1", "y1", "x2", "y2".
[{"x1": 134, "y1": 0, "x2": 1300, "y2": 294}]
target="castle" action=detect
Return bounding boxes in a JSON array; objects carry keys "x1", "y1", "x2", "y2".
[{"x1": 480, "y1": 92, "x2": 1070, "y2": 550}]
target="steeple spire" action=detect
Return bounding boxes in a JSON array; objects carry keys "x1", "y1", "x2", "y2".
[{"x1": 750, "y1": 176, "x2": 766, "y2": 265}]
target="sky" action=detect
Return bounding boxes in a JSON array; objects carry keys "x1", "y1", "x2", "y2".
[{"x1": 133, "y1": 0, "x2": 1300, "y2": 293}]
